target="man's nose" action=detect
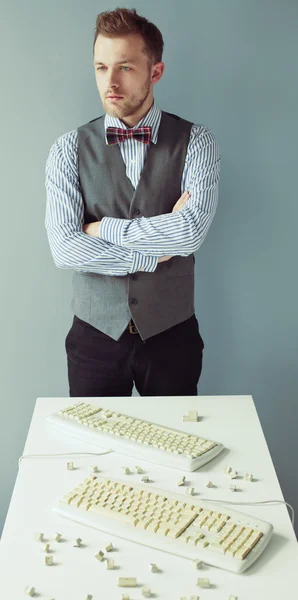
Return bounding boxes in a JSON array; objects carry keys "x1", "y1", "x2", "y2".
[{"x1": 106, "y1": 73, "x2": 120, "y2": 89}]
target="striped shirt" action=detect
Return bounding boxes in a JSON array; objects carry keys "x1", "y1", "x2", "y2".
[{"x1": 45, "y1": 99, "x2": 221, "y2": 276}]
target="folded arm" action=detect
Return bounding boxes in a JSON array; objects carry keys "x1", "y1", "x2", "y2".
[
  {"x1": 45, "y1": 132, "x2": 158, "y2": 276},
  {"x1": 99, "y1": 126, "x2": 221, "y2": 256}
]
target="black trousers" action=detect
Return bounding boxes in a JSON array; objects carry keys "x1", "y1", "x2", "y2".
[{"x1": 65, "y1": 314, "x2": 204, "y2": 397}]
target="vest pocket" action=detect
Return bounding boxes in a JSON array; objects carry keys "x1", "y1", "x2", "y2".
[
  {"x1": 166, "y1": 273, "x2": 193, "y2": 278},
  {"x1": 162, "y1": 255, "x2": 194, "y2": 277}
]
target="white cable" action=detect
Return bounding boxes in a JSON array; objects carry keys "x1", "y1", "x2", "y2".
[
  {"x1": 18, "y1": 449, "x2": 113, "y2": 469},
  {"x1": 202, "y1": 497, "x2": 295, "y2": 528}
]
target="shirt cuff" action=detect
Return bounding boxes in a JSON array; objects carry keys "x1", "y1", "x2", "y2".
[
  {"x1": 100, "y1": 216, "x2": 127, "y2": 246},
  {"x1": 130, "y1": 252, "x2": 158, "y2": 273}
]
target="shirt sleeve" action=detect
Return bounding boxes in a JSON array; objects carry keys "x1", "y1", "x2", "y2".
[
  {"x1": 45, "y1": 131, "x2": 158, "y2": 276},
  {"x1": 99, "y1": 125, "x2": 221, "y2": 256}
]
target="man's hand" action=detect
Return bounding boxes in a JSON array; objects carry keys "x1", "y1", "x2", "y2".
[
  {"x1": 157, "y1": 255, "x2": 172, "y2": 263},
  {"x1": 172, "y1": 190, "x2": 190, "y2": 213},
  {"x1": 83, "y1": 221, "x2": 101, "y2": 237},
  {"x1": 158, "y1": 190, "x2": 191, "y2": 262}
]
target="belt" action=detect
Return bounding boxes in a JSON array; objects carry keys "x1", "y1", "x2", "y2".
[{"x1": 128, "y1": 319, "x2": 138, "y2": 334}]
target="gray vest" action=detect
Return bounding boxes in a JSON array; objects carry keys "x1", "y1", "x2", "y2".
[{"x1": 72, "y1": 110, "x2": 195, "y2": 341}]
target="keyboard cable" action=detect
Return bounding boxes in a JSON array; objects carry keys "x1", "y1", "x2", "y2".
[{"x1": 18, "y1": 449, "x2": 114, "y2": 469}]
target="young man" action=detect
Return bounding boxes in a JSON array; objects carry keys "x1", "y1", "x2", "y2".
[{"x1": 45, "y1": 7, "x2": 221, "y2": 397}]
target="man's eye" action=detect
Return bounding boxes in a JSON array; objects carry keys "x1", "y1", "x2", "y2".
[{"x1": 96, "y1": 66, "x2": 131, "y2": 71}]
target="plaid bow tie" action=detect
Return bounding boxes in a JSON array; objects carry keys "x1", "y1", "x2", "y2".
[{"x1": 106, "y1": 126, "x2": 152, "y2": 145}]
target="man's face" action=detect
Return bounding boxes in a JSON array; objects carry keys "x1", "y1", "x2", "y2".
[{"x1": 93, "y1": 33, "x2": 163, "y2": 124}]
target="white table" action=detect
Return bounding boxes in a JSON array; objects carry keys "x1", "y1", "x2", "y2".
[{"x1": 0, "y1": 395, "x2": 297, "y2": 600}]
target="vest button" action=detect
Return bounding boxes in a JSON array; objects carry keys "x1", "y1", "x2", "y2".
[
  {"x1": 129, "y1": 297, "x2": 138, "y2": 305},
  {"x1": 132, "y1": 208, "x2": 140, "y2": 215},
  {"x1": 131, "y1": 274, "x2": 138, "y2": 281}
]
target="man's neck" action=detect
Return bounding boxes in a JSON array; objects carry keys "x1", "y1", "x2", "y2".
[{"x1": 114, "y1": 99, "x2": 154, "y2": 128}]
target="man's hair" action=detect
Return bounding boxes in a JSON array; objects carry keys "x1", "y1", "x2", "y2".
[{"x1": 93, "y1": 7, "x2": 164, "y2": 66}]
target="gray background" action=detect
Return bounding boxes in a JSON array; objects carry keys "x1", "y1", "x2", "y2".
[{"x1": 1, "y1": 0, "x2": 297, "y2": 536}]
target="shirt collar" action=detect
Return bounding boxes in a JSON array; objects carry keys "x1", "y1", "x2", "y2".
[{"x1": 104, "y1": 99, "x2": 161, "y2": 145}]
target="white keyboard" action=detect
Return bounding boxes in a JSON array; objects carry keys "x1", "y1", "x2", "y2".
[
  {"x1": 47, "y1": 402, "x2": 224, "y2": 471},
  {"x1": 53, "y1": 474, "x2": 273, "y2": 574}
]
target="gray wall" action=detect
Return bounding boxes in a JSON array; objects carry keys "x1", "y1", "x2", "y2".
[{"x1": 1, "y1": 0, "x2": 297, "y2": 536}]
